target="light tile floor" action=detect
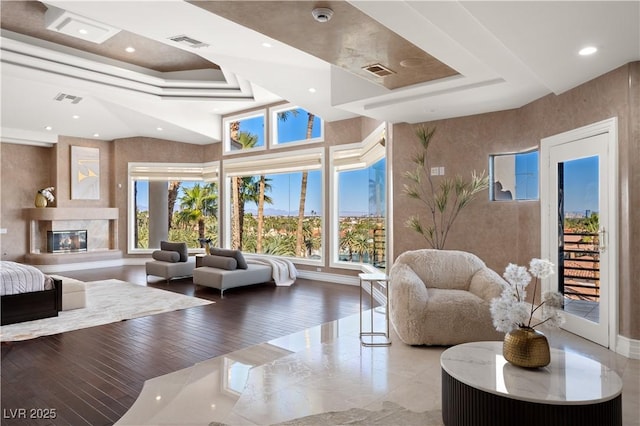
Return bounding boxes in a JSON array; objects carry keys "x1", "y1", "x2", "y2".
[
  {"x1": 116, "y1": 310, "x2": 639, "y2": 425},
  {"x1": 564, "y1": 298, "x2": 600, "y2": 322}
]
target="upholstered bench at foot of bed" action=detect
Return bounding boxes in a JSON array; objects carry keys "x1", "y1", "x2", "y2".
[
  {"x1": 62, "y1": 278, "x2": 86, "y2": 311},
  {"x1": 193, "y1": 263, "x2": 272, "y2": 296},
  {"x1": 51, "y1": 275, "x2": 86, "y2": 311}
]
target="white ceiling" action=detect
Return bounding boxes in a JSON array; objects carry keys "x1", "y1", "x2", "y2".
[{"x1": 1, "y1": 1, "x2": 638, "y2": 146}]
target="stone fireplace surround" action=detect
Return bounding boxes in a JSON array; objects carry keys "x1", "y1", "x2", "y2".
[{"x1": 24, "y1": 207, "x2": 121, "y2": 265}]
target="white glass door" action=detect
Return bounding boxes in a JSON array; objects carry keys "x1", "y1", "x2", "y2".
[{"x1": 541, "y1": 120, "x2": 617, "y2": 348}]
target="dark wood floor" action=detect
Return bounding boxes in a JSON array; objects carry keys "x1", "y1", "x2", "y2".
[{"x1": 1, "y1": 266, "x2": 367, "y2": 426}]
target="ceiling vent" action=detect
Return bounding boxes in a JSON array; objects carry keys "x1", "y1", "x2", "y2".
[
  {"x1": 54, "y1": 93, "x2": 83, "y2": 104},
  {"x1": 44, "y1": 6, "x2": 121, "y2": 44},
  {"x1": 169, "y1": 35, "x2": 210, "y2": 49},
  {"x1": 362, "y1": 63, "x2": 396, "y2": 77}
]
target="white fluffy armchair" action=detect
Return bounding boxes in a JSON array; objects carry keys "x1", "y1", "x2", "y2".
[{"x1": 389, "y1": 249, "x2": 505, "y2": 346}]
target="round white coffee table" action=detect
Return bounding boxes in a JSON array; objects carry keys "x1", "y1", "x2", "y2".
[{"x1": 440, "y1": 341, "x2": 622, "y2": 426}]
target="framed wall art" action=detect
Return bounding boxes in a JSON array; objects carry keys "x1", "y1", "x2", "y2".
[{"x1": 71, "y1": 146, "x2": 100, "y2": 200}]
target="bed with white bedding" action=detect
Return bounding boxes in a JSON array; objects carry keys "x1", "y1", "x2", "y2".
[{"x1": 1, "y1": 261, "x2": 62, "y2": 325}]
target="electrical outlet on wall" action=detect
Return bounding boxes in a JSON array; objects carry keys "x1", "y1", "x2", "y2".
[
  {"x1": 431, "y1": 167, "x2": 439, "y2": 176},
  {"x1": 439, "y1": 166, "x2": 445, "y2": 175}
]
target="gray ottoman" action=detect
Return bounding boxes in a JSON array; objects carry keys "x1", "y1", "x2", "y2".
[{"x1": 193, "y1": 263, "x2": 272, "y2": 296}]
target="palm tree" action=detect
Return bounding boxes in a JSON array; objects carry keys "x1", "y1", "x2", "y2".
[
  {"x1": 353, "y1": 233, "x2": 373, "y2": 264},
  {"x1": 340, "y1": 228, "x2": 358, "y2": 262},
  {"x1": 277, "y1": 109, "x2": 299, "y2": 123},
  {"x1": 231, "y1": 131, "x2": 258, "y2": 249},
  {"x1": 255, "y1": 176, "x2": 273, "y2": 253},
  {"x1": 236, "y1": 176, "x2": 257, "y2": 250},
  {"x1": 167, "y1": 181, "x2": 181, "y2": 230},
  {"x1": 174, "y1": 183, "x2": 218, "y2": 242},
  {"x1": 263, "y1": 233, "x2": 296, "y2": 256},
  {"x1": 295, "y1": 112, "x2": 315, "y2": 257}
]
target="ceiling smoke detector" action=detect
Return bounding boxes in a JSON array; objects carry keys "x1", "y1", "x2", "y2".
[{"x1": 312, "y1": 7, "x2": 334, "y2": 23}]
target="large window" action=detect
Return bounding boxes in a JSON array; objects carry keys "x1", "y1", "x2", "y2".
[
  {"x1": 337, "y1": 158, "x2": 386, "y2": 268},
  {"x1": 223, "y1": 149, "x2": 324, "y2": 262},
  {"x1": 331, "y1": 124, "x2": 387, "y2": 270},
  {"x1": 490, "y1": 150, "x2": 539, "y2": 201},
  {"x1": 128, "y1": 162, "x2": 219, "y2": 252}
]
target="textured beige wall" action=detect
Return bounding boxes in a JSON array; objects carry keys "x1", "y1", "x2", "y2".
[
  {"x1": 392, "y1": 62, "x2": 639, "y2": 339},
  {"x1": 0, "y1": 143, "x2": 54, "y2": 261}
]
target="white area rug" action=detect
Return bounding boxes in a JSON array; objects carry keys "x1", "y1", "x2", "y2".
[{"x1": 1, "y1": 279, "x2": 213, "y2": 342}]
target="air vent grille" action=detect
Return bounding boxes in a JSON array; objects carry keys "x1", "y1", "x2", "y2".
[
  {"x1": 54, "y1": 93, "x2": 83, "y2": 104},
  {"x1": 169, "y1": 35, "x2": 210, "y2": 49},
  {"x1": 362, "y1": 63, "x2": 395, "y2": 77}
]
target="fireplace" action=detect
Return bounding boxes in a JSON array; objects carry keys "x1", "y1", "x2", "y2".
[{"x1": 47, "y1": 230, "x2": 87, "y2": 253}]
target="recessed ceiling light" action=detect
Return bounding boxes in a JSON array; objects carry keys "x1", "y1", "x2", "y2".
[
  {"x1": 579, "y1": 46, "x2": 598, "y2": 56},
  {"x1": 72, "y1": 115, "x2": 80, "y2": 119},
  {"x1": 45, "y1": 126, "x2": 53, "y2": 131},
  {"x1": 125, "y1": 46, "x2": 136, "y2": 53},
  {"x1": 157, "y1": 127, "x2": 163, "y2": 131},
  {"x1": 261, "y1": 42, "x2": 272, "y2": 48},
  {"x1": 93, "y1": 133, "x2": 100, "y2": 137},
  {"x1": 308, "y1": 87, "x2": 317, "y2": 93},
  {"x1": 45, "y1": 6, "x2": 121, "y2": 44}
]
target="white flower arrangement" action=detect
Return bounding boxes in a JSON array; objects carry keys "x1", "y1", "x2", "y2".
[
  {"x1": 490, "y1": 258, "x2": 565, "y2": 333},
  {"x1": 39, "y1": 186, "x2": 55, "y2": 202}
]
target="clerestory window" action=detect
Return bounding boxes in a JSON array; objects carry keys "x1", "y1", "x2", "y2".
[
  {"x1": 223, "y1": 110, "x2": 266, "y2": 155},
  {"x1": 269, "y1": 103, "x2": 324, "y2": 147}
]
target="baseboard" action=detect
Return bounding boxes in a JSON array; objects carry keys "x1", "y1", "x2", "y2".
[
  {"x1": 615, "y1": 334, "x2": 640, "y2": 360},
  {"x1": 37, "y1": 258, "x2": 387, "y2": 304},
  {"x1": 37, "y1": 259, "x2": 125, "y2": 273},
  {"x1": 296, "y1": 270, "x2": 359, "y2": 286}
]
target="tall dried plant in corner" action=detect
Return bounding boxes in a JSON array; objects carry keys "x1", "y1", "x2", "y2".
[{"x1": 403, "y1": 126, "x2": 489, "y2": 249}]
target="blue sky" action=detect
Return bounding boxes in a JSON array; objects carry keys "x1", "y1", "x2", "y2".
[
  {"x1": 136, "y1": 169, "x2": 376, "y2": 217},
  {"x1": 136, "y1": 110, "x2": 382, "y2": 216},
  {"x1": 136, "y1": 149, "x2": 596, "y2": 218},
  {"x1": 515, "y1": 151, "x2": 539, "y2": 200},
  {"x1": 562, "y1": 156, "x2": 599, "y2": 214},
  {"x1": 511, "y1": 151, "x2": 598, "y2": 214}
]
